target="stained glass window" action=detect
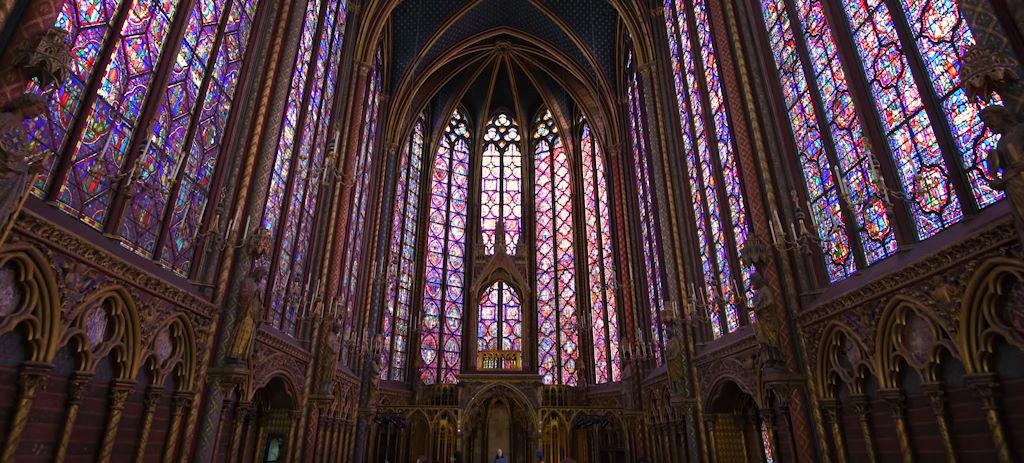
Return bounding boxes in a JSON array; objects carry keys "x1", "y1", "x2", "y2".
[
  {"x1": 381, "y1": 114, "x2": 425, "y2": 381},
  {"x1": 480, "y1": 113, "x2": 523, "y2": 255},
  {"x1": 663, "y1": 0, "x2": 752, "y2": 339},
  {"x1": 838, "y1": 0, "x2": 963, "y2": 239},
  {"x1": 263, "y1": 0, "x2": 347, "y2": 336},
  {"x1": 626, "y1": 52, "x2": 669, "y2": 359},
  {"x1": 338, "y1": 45, "x2": 383, "y2": 318},
  {"x1": 757, "y1": 0, "x2": 896, "y2": 280},
  {"x1": 581, "y1": 120, "x2": 620, "y2": 383},
  {"x1": 750, "y1": 0, "x2": 1004, "y2": 283},
  {"x1": 420, "y1": 109, "x2": 471, "y2": 385},
  {"x1": 896, "y1": 0, "x2": 1002, "y2": 208},
  {"x1": 56, "y1": 0, "x2": 189, "y2": 229},
  {"x1": 478, "y1": 281, "x2": 522, "y2": 353},
  {"x1": 25, "y1": 0, "x2": 265, "y2": 277},
  {"x1": 534, "y1": 110, "x2": 578, "y2": 385}
]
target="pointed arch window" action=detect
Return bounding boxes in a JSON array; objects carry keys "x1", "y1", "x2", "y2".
[
  {"x1": 380, "y1": 114, "x2": 426, "y2": 381},
  {"x1": 580, "y1": 119, "x2": 620, "y2": 383},
  {"x1": 261, "y1": 0, "x2": 348, "y2": 336},
  {"x1": 751, "y1": 0, "x2": 1001, "y2": 281},
  {"x1": 662, "y1": 0, "x2": 753, "y2": 340},
  {"x1": 478, "y1": 281, "x2": 522, "y2": 354},
  {"x1": 25, "y1": 0, "x2": 268, "y2": 276},
  {"x1": 420, "y1": 109, "x2": 471, "y2": 385},
  {"x1": 480, "y1": 113, "x2": 523, "y2": 255},
  {"x1": 534, "y1": 110, "x2": 578, "y2": 385}
]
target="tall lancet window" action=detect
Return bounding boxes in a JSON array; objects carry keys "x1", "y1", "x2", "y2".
[
  {"x1": 420, "y1": 109, "x2": 471, "y2": 385},
  {"x1": 663, "y1": 0, "x2": 752, "y2": 340},
  {"x1": 752, "y1": 0, "x2": 1001, "y2": 282},
  {"x1": 581, "y1": 120, "x2": 620, "y2": 383},
  {"x1": 381, "y1": 114, "x2": 426, "y2": 381},
  {"x1": 24, "y1": 0, "x2": 266, "y2": 275},
  {"x1": 534, "y1": 110, "x2": 578, "y2": 385},
  {"x1": 263, "y1": 0, "x2": 349, "y2": 336},
  {"x1": 626, "y1": 51, "x2": 669, "y2": 359},
  {"x1": 478, "y1": 281, "x2": 523, "y2": 354},
  {"x1": 480, "y1": 113, "x2": 523, "y2": 255}
]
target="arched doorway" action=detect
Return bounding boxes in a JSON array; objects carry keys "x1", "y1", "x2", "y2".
[
  {"x1": 246, "y1": 377, "x2": 297, "y2": 462},
  {"x1": 706, "y1": 381, "x2": 766, "y2": 463},
  {"x1": 464, "y1": 386, "x2": 536, "y2": 463}
]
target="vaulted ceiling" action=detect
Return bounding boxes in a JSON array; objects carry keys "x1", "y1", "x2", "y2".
[{"x1": 373, "y1": 0, "x2": 631, "y2": 150}]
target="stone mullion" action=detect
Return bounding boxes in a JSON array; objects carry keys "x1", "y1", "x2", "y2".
[
  {"x1": 967, "y1": 374, "x2": 1013, "y2": 463},
  {"x1": 97, "y1": 379, "x2": 133, "y2": 463},
  {"x1": 0, "y1": 362, "x2": 49, "y2": 463},
  {"x1": 53, "y1": 372, "x2": 90, "y2": 462},
  {"x1": 923, "y1": 384, "x2": 957, "y2": 463},
  {"x1": 132, "y1": 388, "x2": 163, "y2": 463},
  {"x1": 851, "y1": 395, "x2": 878, "y2": 463}
]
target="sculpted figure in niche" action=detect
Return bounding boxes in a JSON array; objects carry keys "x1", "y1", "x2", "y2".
[
  {"x1": 0, "y1": 94, "x2": 48, "y2": 241},
  {"x1": 316, "y1": 319, "x2": 343, "y2": 394},
  {"x1": 982, "y1": 105, "x2": 1024, "y2": 224},
  {"x1": 227, "y1": 264, "x2": 267, "y2": 363},
  {"x1": 662, "y1": 310, "x2": 689, "y2": 398}
]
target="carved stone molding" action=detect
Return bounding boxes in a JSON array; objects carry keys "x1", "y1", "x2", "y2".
[{"x1": 11, "y1": 212, "x2": 217, "y2": 316}]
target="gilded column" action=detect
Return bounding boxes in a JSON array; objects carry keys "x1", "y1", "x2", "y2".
[
  {"x1": 967, "y1": 374, "x2": 1012, "y2": 463},
  {"x1": 704, "y1": 414, "x2": 717, "y2": 463},
  {"x1": 1, "y1": 362, "x2": 49, "y2": 463},
  {"x1": 820, "y1": 400, "x2": 847, "y2": 463},
  {"x1": 228, "y1": 401, "x2": 253, "y2": 463},
  {"x1": 53, "y1": 373, "x2": 90, "y2": 462},
  {"x1": 132, "y1": 388, "x2": 163, "y2": 463},
  {"x1": 97, "y1": 379, "x2": 133, "y2": 463},
  {"x1": 851, "y1": 396, "x2": 878, "y2": 463},
  {"x1": 923, "y1": 384, "x2": 957, "y2": 463},
  {"x1": 880, "y1": 391, "x2": 913, "y2": 463},
  {"x1": 162, "y1": 393, "x2": 193, "y2": 463}
]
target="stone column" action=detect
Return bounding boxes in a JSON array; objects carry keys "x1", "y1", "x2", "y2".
[
  {"x1": 53, "y1": 372, "x2": 90, "y2": 463},
  {"x1": 820, "y1": 400, "x2": 847, "y2": 463},
  {"x1": 228, "y1": 401, "x2": 253, "y2": 462},
  {"x1": 880, "y1": 390, "x2": 913, "y2": 463},
  {"x1": 851, "y1": 395, "x2": 877, "y2": 463},
  {"x1": 133, "y1": 388, "x2": 163, "y2": 463},
  {"x1": 0, "y1": 362, "x2": 49, "y2": 463},
  {"x1": 162, "y1": 392, "x2": 194, "y2": 463},
  {"x1": 923, "y1": 384, "x2": 957, "y2": 463},
  {"x1": 967, "y1": 374, "x2": 1012, "y2": 463},
  {"x1": 97, "y1": 379, "x2": 134, "y2": 463}
]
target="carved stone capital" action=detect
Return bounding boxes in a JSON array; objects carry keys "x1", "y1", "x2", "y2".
[
  {"x1": 880, "y1": 389, "x2": 906, "y2": 419},
  {"x1": 966, "y1": 373, "x2": 1000, "y2": 410},
  {"x1": 17, "y1": 367, "x2": 48, "y2": 397},
  {"x1": 143, "y1": 388, "x2": 163, "y2": 412},
  {"x1": 67, "y1": 374, "x2": 92, "y2": 404},
  {"x1": 13, "y1": 27, "x2": 71, "y2": 89},
  {"x1": 172, "y1": 392, "x2": 195, "y2": 416},
  {"x1": 960, "y1": 45, "x2": 1021, "y2": 103}
]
